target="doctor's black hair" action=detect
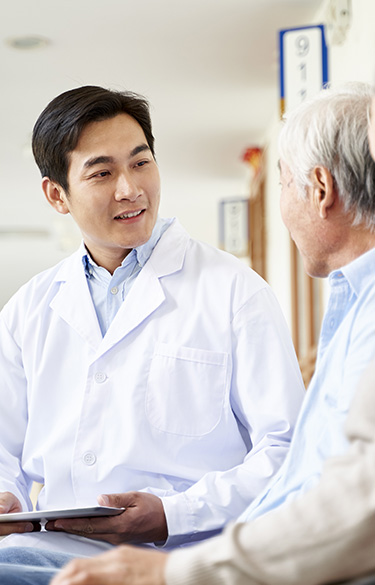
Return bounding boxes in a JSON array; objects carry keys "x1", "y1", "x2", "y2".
[{"x1": 31, "y1": 85, "x2": 155, "y2": 193}]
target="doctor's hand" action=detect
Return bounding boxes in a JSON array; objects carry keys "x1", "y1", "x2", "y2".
[
  {"x1": 50, "y1": 544, "x2": 168, "y2": 585},
  {"x1": 0, "y1": 491, "x2": 36, "y2": 535},
  {"x1": 46, "y1": 492, "x2": 168, "y2": 545}
]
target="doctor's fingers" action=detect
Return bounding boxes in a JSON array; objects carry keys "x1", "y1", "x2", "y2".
[
  {"x1": 0, "y1": 521, "x2": 38, "y2": 536},
  {"x1": 46, "y1": 517, "x2": 158, "y2": 546},
  {"x1": 98, "y1": 492, "x2": 168, "y2": 543},
  {"x1": 0, "y1": 491, "x2": 22, "y2": 513},
  {"x1": 46, "y1": 512, "x2": 126, "y2": 536},
  {"x1": 47, "y1": 495, "x2": 167, "y2": 543}
]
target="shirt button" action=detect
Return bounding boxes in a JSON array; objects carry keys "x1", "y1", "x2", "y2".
[
  {"x1": 82, "y1": 451, "x2": 96, "y2": 466},
  {"x1": 329, "y1": 319, "x2": 335, "y2": 328},
  {"x1": 110, "y1": 286, "x2": 118, "y2": 295},
  {"x1": 94, "y1": 372, "x2": 107, "y2": 383}
]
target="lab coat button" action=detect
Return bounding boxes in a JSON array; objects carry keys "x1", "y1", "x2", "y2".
[
  {"x1": 82, "y1": 451, "x2": 96, "y2": 466},
  {"x1": 94, "y1": 372, "x2": 107, "y2": 383}
]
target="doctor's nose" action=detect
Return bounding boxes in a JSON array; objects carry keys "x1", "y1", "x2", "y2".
[{"x1": 114, "y1": 173, "x2": 141, "y2": 202}]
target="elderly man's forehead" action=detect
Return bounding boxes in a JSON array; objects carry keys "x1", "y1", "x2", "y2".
[
  {"x1": 367, "y1": 95, "x2": 375, "y2": 161},
  {"x1": 277, "y1": 159, "x2": 290, "y2": 173},
  {"x1": 369, "y1": 95, "x2": 375, "y2": 123}
]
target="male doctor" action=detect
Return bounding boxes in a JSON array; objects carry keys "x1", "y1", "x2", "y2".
[{"x1": 0, "y1": 86, "x2": 304, "y2": 560}]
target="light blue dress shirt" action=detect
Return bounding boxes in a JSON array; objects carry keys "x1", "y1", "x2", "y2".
[
  {"x1": 81, "y1": 216, "x2": 172, "y2": 336},
  {"x1": 239, "y1": 247, "x2": 375, "y2": 522}
]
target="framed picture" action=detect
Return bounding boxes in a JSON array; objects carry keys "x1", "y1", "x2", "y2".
[{"x1": 219, "y1": 198, "x2": 249, "y2": 258}]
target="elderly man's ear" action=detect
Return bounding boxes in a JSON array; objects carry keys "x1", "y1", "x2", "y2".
[
  {"x1": 42, "y1": 177, "x2": 70, "y2": 215},
  {"x1": 310, "y1": 166, "x2": 336, "y2": 219}
]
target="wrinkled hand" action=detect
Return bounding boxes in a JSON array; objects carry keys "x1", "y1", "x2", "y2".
[
  {"x1": 46, "y1": 492, "x2": 168, "y2": 545},
  {"x1": 50, "y1": 545, "x2": 168, "y2": 585},
  {"x1": 0, "y1": 491, "x2": 36, "y2": 535}
]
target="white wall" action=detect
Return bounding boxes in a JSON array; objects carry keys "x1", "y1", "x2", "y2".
[
  {"x1": 327, "y1": 0, "x2": 375, "y2": 83},
  {"x1": 264, "y1": 0, "x2": 375, "y2": 327}
]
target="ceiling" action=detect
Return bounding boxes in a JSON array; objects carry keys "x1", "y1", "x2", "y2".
[{"x1": 0, "y1": 0, "x2": 323, "y2": 304}]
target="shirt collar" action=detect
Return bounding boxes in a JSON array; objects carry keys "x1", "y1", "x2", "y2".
[
  {"x1": 80, "y1": 216, "x2": 173, "y2": 276},
  {"x1": 329, "y1": 247, "x2": 375, "y2": 296},
  {"x1": 135, "y1": 216, "x2": 172, "y2": 267}
]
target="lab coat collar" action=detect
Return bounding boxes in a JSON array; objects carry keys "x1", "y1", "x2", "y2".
[
  {"x1": 147, "y1": 218, "x2": 188, "y2": 277},
  {"x1": 49, "y1": 250, "x2": 103, "y2": 352},
  {"x1": 48, "y1": 219, "x2": 189, "y2": 357},
  {"x1": 98, "y1": 219, "x2": 189, "y2": 357}
]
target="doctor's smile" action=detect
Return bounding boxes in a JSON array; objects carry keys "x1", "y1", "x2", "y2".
[{"x1": 114, "y1": 209, "x2": 145, "y2": 220}]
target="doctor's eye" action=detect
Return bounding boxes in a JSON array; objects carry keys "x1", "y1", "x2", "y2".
[{"x1": 135, "y1": 160, "x2": 150, "y2": 168}]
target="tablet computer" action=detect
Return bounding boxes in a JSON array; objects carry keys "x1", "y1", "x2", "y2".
[{"x1": 0, "y1": 506, "x2": 124, "y2": 523}]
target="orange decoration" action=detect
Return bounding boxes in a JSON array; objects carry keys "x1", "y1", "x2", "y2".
[
  {"x1": 241, "y1": 147, "x2": 264, "y2": 199},
  {"x1": 241, "y1": 147, "x2": 263, "y2": 175}
]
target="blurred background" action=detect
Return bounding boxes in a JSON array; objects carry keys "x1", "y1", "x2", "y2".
[{"x1": 1, "y1": 0, "x2": 374, "y2": 377}]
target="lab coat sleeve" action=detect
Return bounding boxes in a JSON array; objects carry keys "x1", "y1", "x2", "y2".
[
  {"x1": 162, "y1": 287, "x2": 305, "y2": 546},
  {"x1": 165, "y1": 361, "x2": 375, "y2": 585},
  {"x1": 0, "y1": 311, "x2": 33, "y2": 510}
]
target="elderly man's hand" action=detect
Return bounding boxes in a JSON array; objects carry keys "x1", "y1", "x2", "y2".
[
  {"x1": 46, "y1": 492, "x2": 168, "y2": 545},
  {"x1": 50, "y1": 545, "x2": 168, "y2": 585}
]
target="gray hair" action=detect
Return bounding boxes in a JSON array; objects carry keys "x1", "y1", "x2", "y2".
[{"x1": 278, "y1": 82, "x2": 375, "y2": 231}]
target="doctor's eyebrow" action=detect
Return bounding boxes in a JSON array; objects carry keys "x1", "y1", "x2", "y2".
[
  {"x1": 83, "y1": 156, "x2": 115, "y2": 169},
  {"x1": 129, "y1": 144, "x2": 151, "y2": 158},
  {"x1": 83, "y1": 145, "x2": 151, "y2": 170}
]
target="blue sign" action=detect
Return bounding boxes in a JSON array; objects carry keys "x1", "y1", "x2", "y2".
[{"x1": 279, "y1": 25, "x2": 328, "y2": 115}]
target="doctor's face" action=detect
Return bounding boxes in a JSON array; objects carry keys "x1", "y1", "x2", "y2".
[{"x1": 45, "y1": 113, "x2": 161, "y2": 273}]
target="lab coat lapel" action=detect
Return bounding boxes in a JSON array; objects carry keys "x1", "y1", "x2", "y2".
[
  {"x1": 98, "y1": 265, "x2": 165, "y2": 356},
  {"x1": 97, "y1": 220, "x2": 189, "y2": 356},
  {"x1": 49, "y1": 251, "x2": 102, "y2": 351}
]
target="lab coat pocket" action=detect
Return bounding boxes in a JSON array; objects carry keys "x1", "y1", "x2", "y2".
[{"x1": 146, "y1": 343, "x2": 228, "y2": 436}]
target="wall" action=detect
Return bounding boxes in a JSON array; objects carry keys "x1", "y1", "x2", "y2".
[{"x1": 264, "y1": 0, "x2": 375, "y2": 327}]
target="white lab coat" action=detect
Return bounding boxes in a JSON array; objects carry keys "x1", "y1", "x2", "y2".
[{"x1": 0, "y1": 220, "x2": 304, "y2": 555}]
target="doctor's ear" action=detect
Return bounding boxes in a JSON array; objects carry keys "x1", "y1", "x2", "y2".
[{"x1": 42, "y1": 177, "x2": 70, "y2": 215}]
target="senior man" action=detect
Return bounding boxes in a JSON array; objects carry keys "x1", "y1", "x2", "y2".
[{"x1": 44, "y1": 82, "x2": 375, "y2": 584}]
